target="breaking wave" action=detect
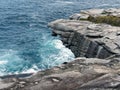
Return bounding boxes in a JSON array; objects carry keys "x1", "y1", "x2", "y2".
[{"x1": 0, "y1": 0, "x2": 120, "y2": 76}]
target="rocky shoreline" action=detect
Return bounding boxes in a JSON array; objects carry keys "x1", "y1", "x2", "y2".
[
  {"x1": 1, "y1": 8, "x2": 120, "y2": 90},
  {"x1": 48, "y1": 8, "x2": 120, "y2": 59}
]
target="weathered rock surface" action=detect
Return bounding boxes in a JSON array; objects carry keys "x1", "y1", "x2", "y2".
[
  {"x1": 70, "y1": 8, "x2": 120, "y2": 20},
  {"x1": 48, "y1": 9, "x2": 120, "y2": 58},
  {"x1": 0, "y1": 57, "x2": 120, "y2": 90},
  {"x1": 49, "y1": 20, "x2": 118, "y2": 58},
  {"x1": 1, "y1": 8, "x2": 120, "y2": 90}
]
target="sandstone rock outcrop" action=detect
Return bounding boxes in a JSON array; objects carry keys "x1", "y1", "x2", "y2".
[
  {"x1": 48, "y1": 19, "x2": 120, "y2": 58},
  {"x1": 70, "y1": 8, "x2": 120, "y2": 20},
  {"x1": 0, "y1": 57, "x2": 120, "y2": 90},
  {"x1": 1, "y1": 8, "x2": 120, "y2": 90},
  {"x1": 48, "y1": 8, "x2": 120, "y2": 59}
]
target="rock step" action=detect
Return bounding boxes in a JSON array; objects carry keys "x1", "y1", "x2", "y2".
[{"x1": 48, "y1": 18, "x2": 120, "y2": 58}]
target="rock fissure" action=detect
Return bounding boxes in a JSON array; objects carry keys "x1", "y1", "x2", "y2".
[
  {"x1": 49, "y1": 21, "x2": 116, "y2": 59},
  {"x1": 1, "y1": 8, "x2": 120, "y2": 90}
]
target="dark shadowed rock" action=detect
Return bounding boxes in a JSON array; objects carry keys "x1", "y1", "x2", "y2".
[
  {"x1": 48, "y1": 11, "x2": 120, "y2": 58},
  {"x1": 1, "y1": 8, "x2": 120, "y2": 90}
]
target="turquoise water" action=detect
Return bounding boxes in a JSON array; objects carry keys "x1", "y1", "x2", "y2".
[{"x1": 0, "y1": 0, "x2": 120, "y2": 75}]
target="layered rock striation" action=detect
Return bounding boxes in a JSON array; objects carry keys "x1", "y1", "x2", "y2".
[
  {"x1": 1, "y1": 8, "x2": 120, "y2": 90},
  {"x1": 48, "y1": 8, "x2": 120, "y2": 59}
]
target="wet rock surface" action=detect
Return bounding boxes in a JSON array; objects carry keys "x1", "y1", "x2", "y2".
[{"x1": 1, "y1": 8, "x2": 120, "y2": 90}]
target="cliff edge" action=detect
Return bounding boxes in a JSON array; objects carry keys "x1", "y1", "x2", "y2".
[{"x1": 1, "y1": 8, "x2": 120, "y2": 90}]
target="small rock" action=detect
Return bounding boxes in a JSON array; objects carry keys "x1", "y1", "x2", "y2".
[
  {"x1": 87, "y1": 24, "x2": 102, "y2": 31},
  {"x1": 19, "y1": 81, "x2": 26, "y2": 84},
  {"x1": 35, "y1": 82, "x2": 39, "y2": 85},
  {"x1": 80, "y1": 14, "x2": 89, "y2": 20},
  {"x1": 103, "y1": 8, "x2": 117, "y2": 14},
  {"x1": 52, "y1": 78, "x2": 60, "y2": 83},
  {"x1": 116, "y1": 32, "x2": 120, "y2": 36},
  {"x1": 30, "y1": 83, "x2": 34, "y2": 85},
  {"x1": 12, "y1": 78, "x2": 17, "y2": 82},
  {"x1": 69, "y1": 13, "x2": 81, "y2": 20},
  {"x1": 59, "y1": 66, "x2": 65, "y2": 69},
  {"x1": 20, "y1": 84, "x2": 25, "y2": 88},
  {"x1": 10, "y1": 88, "x2": 14, "y2": 90},
  {"x1": 86, "y1": 32, "x2": 103, "y2": 38}
]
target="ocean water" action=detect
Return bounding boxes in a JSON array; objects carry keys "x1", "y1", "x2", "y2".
[{"x1": 0, "y1": 0, "x2": 120, "y2": 76}]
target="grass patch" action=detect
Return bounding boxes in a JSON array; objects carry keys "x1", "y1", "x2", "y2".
[{"x1": 87, "y1": 15, "x2": 120, "y2": 26}]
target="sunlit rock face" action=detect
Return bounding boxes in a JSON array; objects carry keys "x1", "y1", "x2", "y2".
[
  {"x1": 1, "y1": 0, "x2": 120, "y2": 89},
  {"x1": 49, "y1": 19, "x2": 120, "y2": 58},
  {"x1": 1, "y1": 8, "x2": 120, "y2": 90}
]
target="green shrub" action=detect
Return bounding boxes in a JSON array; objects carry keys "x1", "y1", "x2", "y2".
[{"x1": 87, "y1": 15, "x2": 120, "y2": 26}]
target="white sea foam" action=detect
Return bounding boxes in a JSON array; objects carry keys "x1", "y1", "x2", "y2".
[
  {"x1": 0, "y1": 40, "x2": 74, "y2": 76},
  {"x1": 0, "y1": 60, "x2": 8, "y2": 64},
  {"x1": 53, "y1": 40, "x2": 64, "y2": 49},
  {"x1": 97, "y1": 4, "x2": 110, "y2": 8},
  {"x1": 0, "y1": 49, "x2": 24, "y2": 75},
  {"x1": 22, "y1": 64, "x2": 38, "y2": 74},
  {"x1": 22, "y1": 68, "x2": 37, "y2": 74},
  {"x1": 39, "y1": 39, "x2": 75, "y2": 68},
  {"x1": 55, "y1": 1, "x2": 74, "y2": 5}
]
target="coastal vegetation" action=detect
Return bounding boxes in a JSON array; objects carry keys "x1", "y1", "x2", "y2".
[{"x1": 87, "y1": 15, "x2": 120, "y2": 26}]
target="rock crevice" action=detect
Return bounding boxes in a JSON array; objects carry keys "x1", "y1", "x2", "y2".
[
  {"x1": 48, "y1": 18, "x2": 120, "y2": 59},
  {"x1": 1, "y1": 8, "x2": 120, "y2": 90}
]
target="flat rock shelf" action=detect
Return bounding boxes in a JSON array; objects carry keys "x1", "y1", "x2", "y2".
[{"x1": 1, "y1": 8, "x2": 120, "y2": 90}]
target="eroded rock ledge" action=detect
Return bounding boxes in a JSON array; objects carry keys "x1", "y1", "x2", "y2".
[
  {"x1": 48, "y1": 8, "x2": 120, "y2": 58},
  {"x1": 1, "y1": 8, "x2": 120, "y2": 90}
]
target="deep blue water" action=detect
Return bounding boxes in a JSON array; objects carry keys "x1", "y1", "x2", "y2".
[{"x1": 0, "y1": 0, "x2": 120, "y2": 75}]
